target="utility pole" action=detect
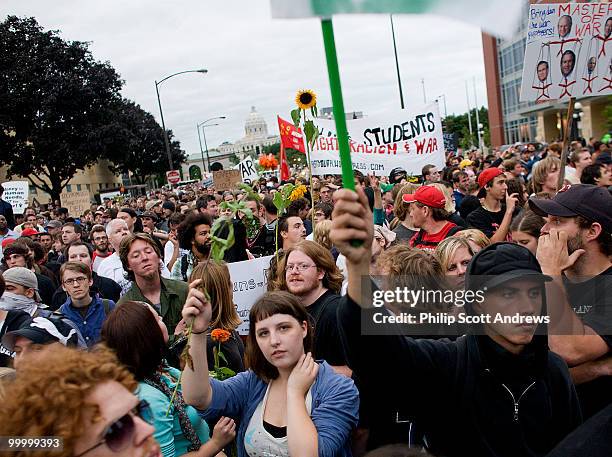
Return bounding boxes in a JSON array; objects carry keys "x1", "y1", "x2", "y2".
[
  {"x1": 473, "y1": 77, "x2": 483, "y2": 151},
  {"x1": 421, "y1": 78, "x2": 427, "y2": 104},
  {"x1": 465, "y1": 80, "x2": 473, "y2": 148}
]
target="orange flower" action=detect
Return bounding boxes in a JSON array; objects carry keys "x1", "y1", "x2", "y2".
[{"x1": 211, "y1": 328, "x2": 231, "y2": 343}]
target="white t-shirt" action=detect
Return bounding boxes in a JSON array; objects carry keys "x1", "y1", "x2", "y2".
[{"x1": 244, "y1": 383, "x2": 312, "y2": 457}]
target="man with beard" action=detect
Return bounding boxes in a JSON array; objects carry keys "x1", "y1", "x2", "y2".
[
  {"x1": 90, "y1": 224, "x2": 112, "y2": 272},
  {"x1": 275, "y1": 240, "x2": 350, "y2": 376},
  {"x1": 171, "y1": 213, "x2": 212, "y2": 282},
  {"x1": 242, "y1": 197, "x2": 276, "y2": 258},
  {"x1": 117, "y1": 233, "x2": 187, "y2": 338},
  {"x1": 530, "y1": 184, "x2": 612, "y2": 418}
]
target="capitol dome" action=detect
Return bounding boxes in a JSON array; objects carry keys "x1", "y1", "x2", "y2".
[{"x1": 244, "y1": 106, "x2": 268, "y2": 138}]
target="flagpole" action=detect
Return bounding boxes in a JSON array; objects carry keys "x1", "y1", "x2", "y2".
[
  {"x1": 390, "y1": 14, "x2": 405, "y2": 109},
  {"x1": 320, "y1": 18, "x2": 355, "y2": 192},
  {"x1": 557, "y1": 97, "x2": 575, "y2": 188}
]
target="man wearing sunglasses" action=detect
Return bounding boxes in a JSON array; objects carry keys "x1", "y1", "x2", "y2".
[{"x1": 0, "y1": 345, "x2": 161, "y2": 457}]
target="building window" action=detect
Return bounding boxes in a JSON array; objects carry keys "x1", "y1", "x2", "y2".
[
  {"x1": 66, "y1": 184, "x2": 72, "y2": 192},
  {"x1": 77, "y1": 184, "x2": 82, "y2": 191},
  {"x1": 86, "y1": 184, "x2": 91, "y2": 191}
]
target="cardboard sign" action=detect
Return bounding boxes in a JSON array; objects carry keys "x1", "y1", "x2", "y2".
[
  {"x1": 234, "y1": 157, "x2": 259, "y2": 184},
  {"x1": 227, "y1": 255, "x2": 273, "y2": 335},
  {"x1": 310, "y1": 103, "x2": 445, "y2": 177},
  {"x1": 1, "y1": 181, "x2": 29, "y2": 214},
  {"x1": 60, "y1": 190, "x2": 91, "y2": 217},
  {"x1": 520, "y1": 3, "x2": 612, "y2": 101},
  {"x1": 213, "y1": 170, "x2": 242, "y2": 192}
]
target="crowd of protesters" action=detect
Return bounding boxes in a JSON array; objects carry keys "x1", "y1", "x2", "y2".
[{"x1": 0, "y1": 137, "x2": 611, "y2": 457}]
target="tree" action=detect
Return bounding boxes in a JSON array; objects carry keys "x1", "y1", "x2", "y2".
[
  {"x1": 443, "y1": 106, "x2": 490, "y2": 150},
  {"x1": 105, "y1": 99, "x2": 186, "y2": 184},
  {"x1": 0, "y1": 16, "x2": 123, "y2": 202}
]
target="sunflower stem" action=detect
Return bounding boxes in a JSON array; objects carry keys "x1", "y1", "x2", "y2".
[
  {"x1": 301, "y1": 108, "x2": 316, "y2": 231},
  {"x1": 165, "y1": 317, "x2": 194, "y2": 417}
]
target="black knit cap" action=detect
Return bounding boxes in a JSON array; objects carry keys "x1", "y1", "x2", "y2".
[{"x1": 465, "y1": 242, "x2": 551, "y2": 292}]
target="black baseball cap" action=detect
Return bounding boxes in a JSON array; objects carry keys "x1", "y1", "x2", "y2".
[
  {"x1": 2, "y1": 317, "x2": 79, "y2": 351},
  {"x1": 389, "y1": 167, "x2": 407, "y2": 184},
  {"x1": 528, "y1": 184, "x2": 612, "y2": 233},
  {"x1": 465, "y1": 242, "x2": 551, "y2": 292}
]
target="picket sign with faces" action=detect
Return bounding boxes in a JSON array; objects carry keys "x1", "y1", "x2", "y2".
[{"x1": 520, "y1": 3, "x2": 612, "y2": 101}]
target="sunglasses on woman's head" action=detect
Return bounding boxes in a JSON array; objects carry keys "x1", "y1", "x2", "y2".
[{"x1": 73, "y1": 400, "x2": 151, "y2": 457}]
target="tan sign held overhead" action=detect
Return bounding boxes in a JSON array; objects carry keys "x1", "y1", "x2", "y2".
[
  {"x1": 60, "y1": 190, "x2": 91, "y2": 217},
  {"x1": 213, "y1": 170, "x2": 242, "y2": 192}
]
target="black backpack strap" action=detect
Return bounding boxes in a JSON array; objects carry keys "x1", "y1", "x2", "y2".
[{"x1": 180, "y1": 254, "x2": 189, "y2": 282}]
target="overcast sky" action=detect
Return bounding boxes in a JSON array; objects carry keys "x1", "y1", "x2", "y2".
[{"x1": 3, "y1": 0, "x2": 491, "y2": 160}]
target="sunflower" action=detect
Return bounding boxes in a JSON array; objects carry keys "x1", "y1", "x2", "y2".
[
  {"x1": 295, "y1": 89, "x2": 317, "y2": 110},
  {"x1": 289, "y1": 185, "x2": 307, "y2": 201}
]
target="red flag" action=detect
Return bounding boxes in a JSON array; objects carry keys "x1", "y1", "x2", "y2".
[
  {"x1": 278, "y1": 116, "x2": 305, "y2": 153},
  {"x1": 279, "y1": 142, "x2": 291, "y2": 181}
]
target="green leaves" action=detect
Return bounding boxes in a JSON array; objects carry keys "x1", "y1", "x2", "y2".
[
  {"x1": 272, "y1": 183, "x2": 296, "y2": 215},
  {"x1": 304, "y1": 120, "x2": 319, "y2": 148},
  {"x1": 291, "y1": 108, "x2": 301, "y2": 127},
  {"x1": 236, "y1": 183, "x2": 261, "y2": 201}
]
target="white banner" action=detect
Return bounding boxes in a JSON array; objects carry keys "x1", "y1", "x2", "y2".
[
  {"x1": 2, "y1": 181, "x2": 29, "y2": 214},
  {"x1": 227, "y1": 255, "x2": 273, "y2": 335},
  {"x1": 234, "y1": 157, "x2": 259, "y2": 184},
  {"x1": 310, "y1": 103, "x2": 445, "y2": 177},
  {"x1": 520, "y1": 3, "x2": 612, "y2": 101}
]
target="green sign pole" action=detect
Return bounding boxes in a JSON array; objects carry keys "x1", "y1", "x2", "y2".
[{"x1": 320, "y1": 18, "x2": 355, "y2": 192}]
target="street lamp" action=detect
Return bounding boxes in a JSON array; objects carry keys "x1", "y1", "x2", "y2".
[
  {"x1": 197, "y1": 116, "x2": 226, "y2": 173},
  {"x1": 155, "y1": 69, "x2": 208, "y2": 170}
]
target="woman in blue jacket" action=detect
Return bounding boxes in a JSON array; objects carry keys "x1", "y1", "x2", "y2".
[
  {"x1": 182, "y1": 287, "x2": 359, "y2": 457},
  {"x1": 102, "y1": 300, "x2": 236, "y2": 457}
]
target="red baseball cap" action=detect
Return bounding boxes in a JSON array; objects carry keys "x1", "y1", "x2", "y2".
[
  {"x1": 1, "y1": 238, "x2": 16, "y2": 249},
  {"x1": 477, "y1": 167, "x2": 504, "y2": 189},
  {"x1": 21, "y1": 228, "x2": 42, "y2": 237},
  {"x1": 476, "y1": 167, "x2": 504, "y2": 198},
  {"x1": 402, "y1": 186, "x2": 446, "y2": 209}
]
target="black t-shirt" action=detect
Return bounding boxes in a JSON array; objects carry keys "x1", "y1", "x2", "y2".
[
  {"x1": 0, "y1": 310, "x2": 31, "y2": 367},
  {"x1": 306, "y1": 290, "x2": 346, "y2": 366},
  {"x1": 206, "y1": 329, "x2": 245, "y2": 374},
  {"x1": 565, "y1": 266, "x2": 612, "y2": 418},
  {"x1": 467, "y1": 205, "x2": 506, "y2": 238},
  {"x1": 35, "y1": 272, "x2": 55, "y2": 308}
]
